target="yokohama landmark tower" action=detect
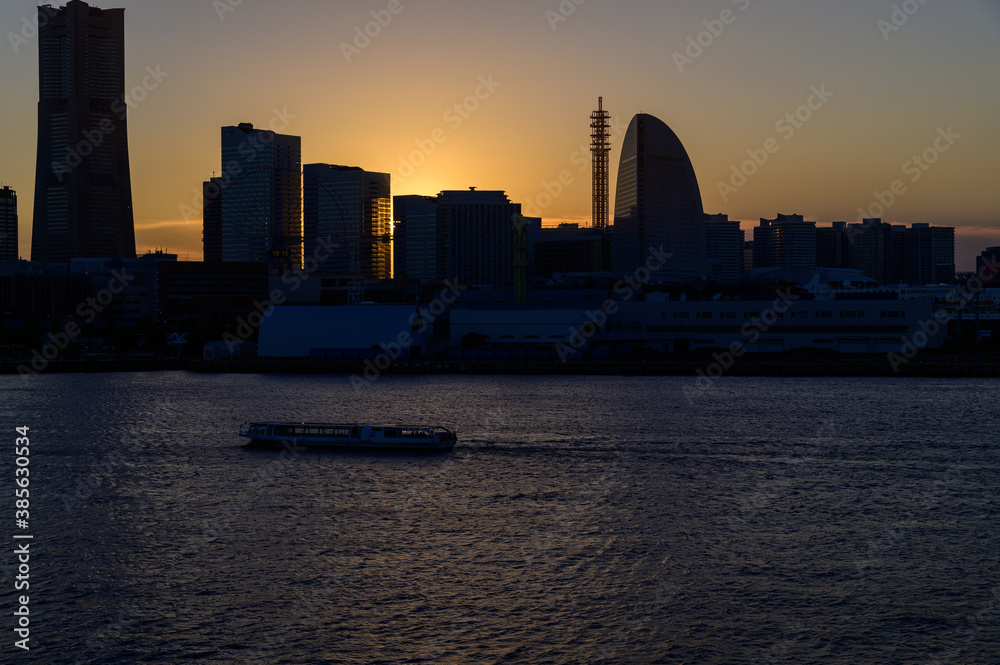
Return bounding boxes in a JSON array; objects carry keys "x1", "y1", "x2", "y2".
[{"x1": 31, "y1": 1, "x2": 136, "y2": 262}]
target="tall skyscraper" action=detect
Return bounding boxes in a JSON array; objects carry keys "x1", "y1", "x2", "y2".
[
  {"x1": 0, "y1": 186, "x2": 17, "y2": 261},
  {"x1": 613, "y1": 113, "x2": 706, "y2": 282},
  {"x1": 393, "y1": 195, "x2": 439, "y2": 281},
  {"x1": 202, "y1": 177, "x2": 223, "y2": 262},
  {"x1": 31, "y1": 0, "x2": 135, "y2": 262},
  {"x1": 303, "y1": 164, "x2": 390, "y2": 279},
  {"x1": 220, "y1": 123, "x2": 302, "y2": 269}
]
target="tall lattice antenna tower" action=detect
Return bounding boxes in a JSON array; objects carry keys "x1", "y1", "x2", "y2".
[{"x1": 590, "y1": 97, "x2": 611, "y2": 229}]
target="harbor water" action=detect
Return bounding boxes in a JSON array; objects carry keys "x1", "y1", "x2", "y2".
[{"x1": 1, "y1": 372, "x2": 998, "y2": 664}]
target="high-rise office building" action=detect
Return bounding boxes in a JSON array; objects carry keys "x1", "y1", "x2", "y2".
[
  {"x1": 303, "y1": 164, "x2": 390, "y2": 279},
  {"x1": 613, "y1": 113, "x2": 706, "y2": 282},
  {"x1": 533, "y1": 224, "x2": 612, "y2": 279},
  {"x1": 704, "y1": 214, "x2": 744, "y2": 283},
  {"x1": 393, "y1": 195, "x2": 439, "y2": 281},
  {"x1": 888, "y1": 225, "x2": 907, "y2": 284},
  {"x1": 816, "y1": 222, "x2": 848, "y2": 269},
  {"x1": 31, "y1": 0, "x2": 136, "y2": 262},
  {"x1": 904, "y1": 224, "x2": 954, "y2": 284},
  {"x1": 743, "y1": 240, "x2": 755, "y2": 274},
  {"x1": 202, "y1": 177, "x2": 223, "y2": 262},
  {"x1": 0, "y1": 186, "x2": 17, "y2": 260},
  {"x1": 220, "y1": 123, "x2": 301, "y2": 269},
  {"x1": 753, "y1": 214, "x2": 816, "y2": 269},
  {"x1": 438, "y1": 188, "x2": 522, "y2": 289},
  {"x1": 393, "y1": 188, "x2": 531, "y2": 288},
  {"x1": 847, "y1": 218, "x2": 892, "y2": 283},
  {"x1": 977, "y1": 246, "x2": 1000, "y2": 285}
]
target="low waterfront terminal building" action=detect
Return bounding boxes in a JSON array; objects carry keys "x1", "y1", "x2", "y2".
[{"x1": 257, "y1": 284, "x2": 948, "y2": 359}]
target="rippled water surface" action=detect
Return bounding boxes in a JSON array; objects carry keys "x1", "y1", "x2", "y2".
[{"x1": 1, "y1": 372, "x2": 998, "y2": 664}]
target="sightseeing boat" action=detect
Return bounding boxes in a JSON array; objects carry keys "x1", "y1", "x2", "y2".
[{"x1": 239, "y1": 422, "x2": 457, "y2": 451}]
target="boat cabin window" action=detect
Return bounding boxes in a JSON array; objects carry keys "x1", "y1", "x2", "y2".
[
  {"x1": 285, "y1": 425, "x2": 350, "y2": 437},
  {"x1": 268, "y1": 424, "x2": 354, "y2": 438},
  {"x1": 384, "y1": 428, "x2": 400, "y2": 438}
]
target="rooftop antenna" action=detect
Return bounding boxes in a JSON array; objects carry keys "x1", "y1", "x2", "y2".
[{"x1": 590, "y1": 97, "x2": 610, "y2": 229}]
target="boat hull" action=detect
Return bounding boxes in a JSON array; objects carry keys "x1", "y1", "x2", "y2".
[
  {"x1": 239, "y1": 423, "x2": 456, "y2": 452},
  {"x1": 244, "y1": 438, "x2": 453, "y2": 451}
]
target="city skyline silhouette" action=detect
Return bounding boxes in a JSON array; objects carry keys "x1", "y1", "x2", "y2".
[{"x1": 1, "y1": 0, "x2": 998, "y2": 268}]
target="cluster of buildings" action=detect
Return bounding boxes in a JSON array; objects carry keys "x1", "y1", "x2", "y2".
[
  {"x1": 2, "y1": 0, "x2": 995, "y2": 363},
  {"x1": 191, "y1": 115, "x2": 958, "y2": 291},
  {"x1": 747, "y1": 214, "x2": 955, "y2": 286}
]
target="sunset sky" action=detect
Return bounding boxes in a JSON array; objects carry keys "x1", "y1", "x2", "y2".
[{"x1": 2, "y1": 0, "x2": 998, "y2": 269}]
